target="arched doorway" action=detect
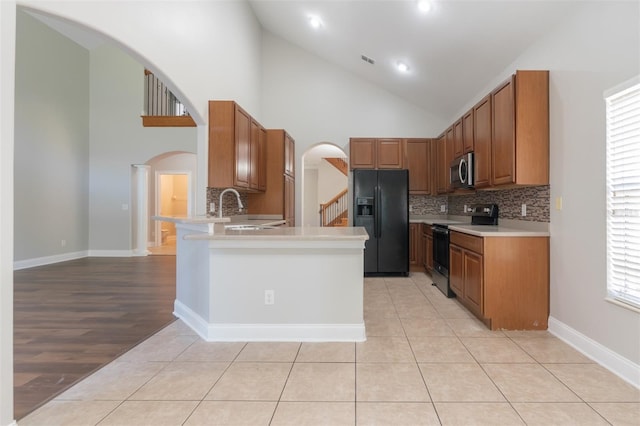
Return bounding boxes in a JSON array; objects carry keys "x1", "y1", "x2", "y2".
[
  {"x1": 301, "y1": 143, "x2": 349, "y2": 227},
  {"x1": 143, "y1": 151, "x2": 196, "y2": 255}
]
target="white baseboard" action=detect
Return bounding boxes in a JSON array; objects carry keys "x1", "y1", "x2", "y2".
[
  {"x1": 14, "y1": 249, "x2": 140, "y2": 270},
  {"x1": 13, "y1": 250, "x2": 88, "y2": 270},
  {"x1": 87, "y1": 249, "x2": 134, "y2": 257},
  {"x1": 174, "y1": 299, "x2": 367, "y2": 342},
  {"x1": 548, "y1": 316, "x2": 640, "y2": 389}
]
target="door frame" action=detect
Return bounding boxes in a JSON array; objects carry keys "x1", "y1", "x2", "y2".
[{"x1": 154, "y1": 170, "x2": 192, "y2": 247}]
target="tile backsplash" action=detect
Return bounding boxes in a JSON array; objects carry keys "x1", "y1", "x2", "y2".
[
  {"x1": 208, "y1": 185, "x2": 550, "y2": 223},
  {"x1": 411, "y1": 185, "x2": 550, "y2": 222},
  {"x1": 207, "y1": 188, "x2": 249, "y2": 217}
]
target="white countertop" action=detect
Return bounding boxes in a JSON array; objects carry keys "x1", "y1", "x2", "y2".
[
  {"x1": 410, "y1": 215, "x2": 550, "y2": 237},
  {"x1": 184, "y1": 226, "x2": 369, "y2": 241},
  {"x1": 449, "y1": 224, "x2": 550, "y2": 237}
]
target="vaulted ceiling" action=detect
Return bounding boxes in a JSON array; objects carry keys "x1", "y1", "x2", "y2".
[
  {"x1": 249, "y1": 0, "x2": 585, "y2": 119},
  {"x1": 28, "y1": 1, "x2": 588, "y2": 122}
]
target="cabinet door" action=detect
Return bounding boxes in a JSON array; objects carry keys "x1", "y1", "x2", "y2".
[
  {"x1": 426, "y1": 234, "x2": 433, "y2": 272},
  {"x1": 284, "y1": 175, "x2": 295, "y2": 226},
  {"x1": 234, "y1": 105, "x2": 251, "y2": 188},
  {"x1": 449, "y1": 244, "x2": 463, "y2": 296},
  {"x1": 435, "y1": 134, "x2": 448, "y2": 194},
  {"x1": 377, "y1": 138, "x2": 404, "y2": 169},
  {"x1": 406, "y1": 139, "x2": 430, "y2": 194},
  {"x1": 284, "y1": 133, "x2": 295, "y2": 177},
  {"x1": 258, "y1": 126, "x2": 267, "y2": 191},
  {"x1": 453, "y1": 119, "x2": 463, "y2": 159},
  {"x1": 474, "y1": 95, "x2": 492, "y2": 188},
  {"x1": 421, "y1": 233, "x2": 428, "y2": 269},
  {"x1": 249, "y1": 119, "x2": 260, "y2": 190},
  {"x1": 445, "y1": 126, "x2": 455, "y2": 192},
  {"x1": 349, "y1": 138, "x2": 376, "y2": 169},
  {"x1": 492, "y1": 75, "x2": 516, "y2": 186},
  {"x1": 462, "y1": 109, "x2": 474, "y2": 154},
  {"x1": 409, "y1": 223, "x2": 421, "y2": 267},
  {"x1": 463, "y1": 250, "x2": 484, "y2": 317}
]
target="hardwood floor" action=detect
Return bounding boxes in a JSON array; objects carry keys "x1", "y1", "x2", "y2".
[{"x1": 13, "y1": 256, "x2": 177, "y2": 420}]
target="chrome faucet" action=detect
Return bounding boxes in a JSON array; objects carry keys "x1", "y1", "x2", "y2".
[{"x1": 219, "y1": 188, "x2": 244, "y2": 218}]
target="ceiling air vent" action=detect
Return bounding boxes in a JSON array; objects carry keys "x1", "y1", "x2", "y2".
[{"x1": 361, "y1": 54, "x2": 375, "y2": 65}]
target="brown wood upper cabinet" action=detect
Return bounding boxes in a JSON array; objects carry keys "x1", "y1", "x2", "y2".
[
  {"x1": 435, "y1": 133, "x2": 448, "y2": 194},
  {"x1": 208, "y1": 100, "x2": 266, "y2": 191},
  {"x1": 247, "y1": 129, "x2": 296, "y2": 226},
  {"x1": 473, "y1": 95, "x2": 492, "y2": 188},
  {"x1": 462, "y1": 108, "x2": 474, "y2": 154},
  {"x1": 350, "y1": 138, "x2": 404, "y2": 170},
  {"x1": 453, "y1": 118, "x2": 464, "y2": 159},
  {"x1": 491, "y1": 70, "x2": 549, "y2": 186},
  {"x1": 406, "y1": 138, "x2": 432, "y2": 195}
]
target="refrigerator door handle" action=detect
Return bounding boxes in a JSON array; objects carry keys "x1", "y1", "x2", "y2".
[{"x1": 377, "y1": 186, "x2": 382, "y2": 238}]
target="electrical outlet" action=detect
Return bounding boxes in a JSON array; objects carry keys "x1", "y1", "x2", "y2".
[
  {"x1": 555, "y1": 196, "x2": 563, "y2": 210},
  {"x1": 121, "y1": 204, "x2": 129, "y2": 211},
  {"x1": 61, "y1": 239, "x2": 66, "y2": 247},
  {"x1": 264, "y1": 290, "x2": 274, "y2": 305},
  {"x1": 409, "y1": 205, "x2": 413, "y2": 213},
  {"x1": 464, "y1": 204, "x2": 468, "y2": 213},
  {"x1": 440, "y1": 205, "x2": 446, "y2": 212},
  {"x1": 521, "y1": 204, "x2": 527, "y2": 217},
  {"x1": 209, "y1": 202, "x2": 216, "y2": 213}
]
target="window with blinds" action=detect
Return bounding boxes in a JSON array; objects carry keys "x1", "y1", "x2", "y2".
[{"x1": 605, "y1": 77, "x2": 640, "y2": 310}]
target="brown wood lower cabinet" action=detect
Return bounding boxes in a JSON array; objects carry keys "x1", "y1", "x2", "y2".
[
  {"x1": 422, "y1": 224, "x2": 433, "y2": 273},
  {"x1": 449, "y1": 231, "x2": 549, "y2": 330},
  {"x1": 409, "y1": 223, "x2": 422, "y2": 271}
]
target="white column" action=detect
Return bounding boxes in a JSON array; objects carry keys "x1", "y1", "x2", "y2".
[
  {"x1": 0, "y1": 2, "x2": 16, "y2": 424},
  {"x1": 132, "y1": 164, "x2": 150, "y2": 256}
]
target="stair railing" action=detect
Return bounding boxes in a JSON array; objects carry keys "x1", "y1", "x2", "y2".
[{"x1": 320, "y1": 188, "x2": 348, "y2": 227}]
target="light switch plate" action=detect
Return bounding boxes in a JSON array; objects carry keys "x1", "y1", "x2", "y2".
[
  {"x1": 521, "y1": 204, "x2": 527, "y2": 216},
  {"x1": 555, "y1": 197, "x2": 563, "y2": 210}
]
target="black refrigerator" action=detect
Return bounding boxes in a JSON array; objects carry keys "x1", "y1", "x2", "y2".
[{"x1": 353, "y1": 169, "x2": 409, "y2": 276}]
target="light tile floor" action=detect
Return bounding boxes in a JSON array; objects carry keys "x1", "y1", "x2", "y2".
[{"x1": 20, "y1": 273, "x2": 640, "y2": 425}]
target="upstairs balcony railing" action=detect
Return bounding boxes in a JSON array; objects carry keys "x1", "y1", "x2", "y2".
[{"x1": 142, "y1": 70, "x2": 195, "y2": 127}]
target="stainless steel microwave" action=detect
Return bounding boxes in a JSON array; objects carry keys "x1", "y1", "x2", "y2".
[{"x1": 450, "y1": 152, "x2": 474, "y2": 189}]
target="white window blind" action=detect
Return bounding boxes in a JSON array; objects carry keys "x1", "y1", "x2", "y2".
[{"x1": 606, "y1": 78, "x2": 640, "y2": 310}]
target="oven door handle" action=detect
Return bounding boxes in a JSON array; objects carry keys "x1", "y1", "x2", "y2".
[{"x1": 431, "y1": 226, "x2": 449, "y2": 235}]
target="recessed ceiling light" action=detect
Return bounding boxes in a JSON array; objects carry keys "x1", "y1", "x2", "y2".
[
  {"x1": 308, "y1": 15, "x2": 323, "y2": 29},
  {"x1": 417, "y1": 0, "x2": 432, "y2": 14},
  {"x1": 397, "y1": 62, "x2": 410, "y2": 73}
]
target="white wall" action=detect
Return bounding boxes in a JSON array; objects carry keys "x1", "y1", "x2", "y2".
[
  {"x1": 20, "y1": 0, "x2": 263, "y2": 124},
  {"x1": 260, "y1": 32, "x2": 449, "y2": 225},
  {"x1": 88, "y1": 45, "x2": 197, "y2": 252},
  {"x1": 317, "y1": 159, "x2": 347, "y2": 204},
  {"x1": 14, "y1": 10, "x2": 90, "y2": 262}
]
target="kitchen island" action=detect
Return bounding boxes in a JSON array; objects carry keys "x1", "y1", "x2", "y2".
[{"x1": 154, "y1": 216, "x2": 369, "y2": 342}]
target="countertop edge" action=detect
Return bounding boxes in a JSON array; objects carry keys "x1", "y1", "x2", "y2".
[{"x1": 448, "y1": 224, "x2": 550, "y2": 237}]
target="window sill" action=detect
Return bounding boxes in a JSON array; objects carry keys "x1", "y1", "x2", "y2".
[{"x1": 605, "y1": 297, "x2": 640, "y2": 314}]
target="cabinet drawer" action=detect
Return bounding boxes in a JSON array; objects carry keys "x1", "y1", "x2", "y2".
[{"x1": 450, "y1": 231, "x2": 483, "y2": 254}]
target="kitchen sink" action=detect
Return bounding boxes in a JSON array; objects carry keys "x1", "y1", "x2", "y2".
[{"x1": 224, "y1": 224, "x2": 279, "y2": 231}]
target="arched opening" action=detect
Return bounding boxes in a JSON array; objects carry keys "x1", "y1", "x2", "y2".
[
  {"x1": 301, "y1": 143, "x2": 349, "y2": 227},
  {"x1": 145, "y1": 151, "x2": 196, "y2": 255}
]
